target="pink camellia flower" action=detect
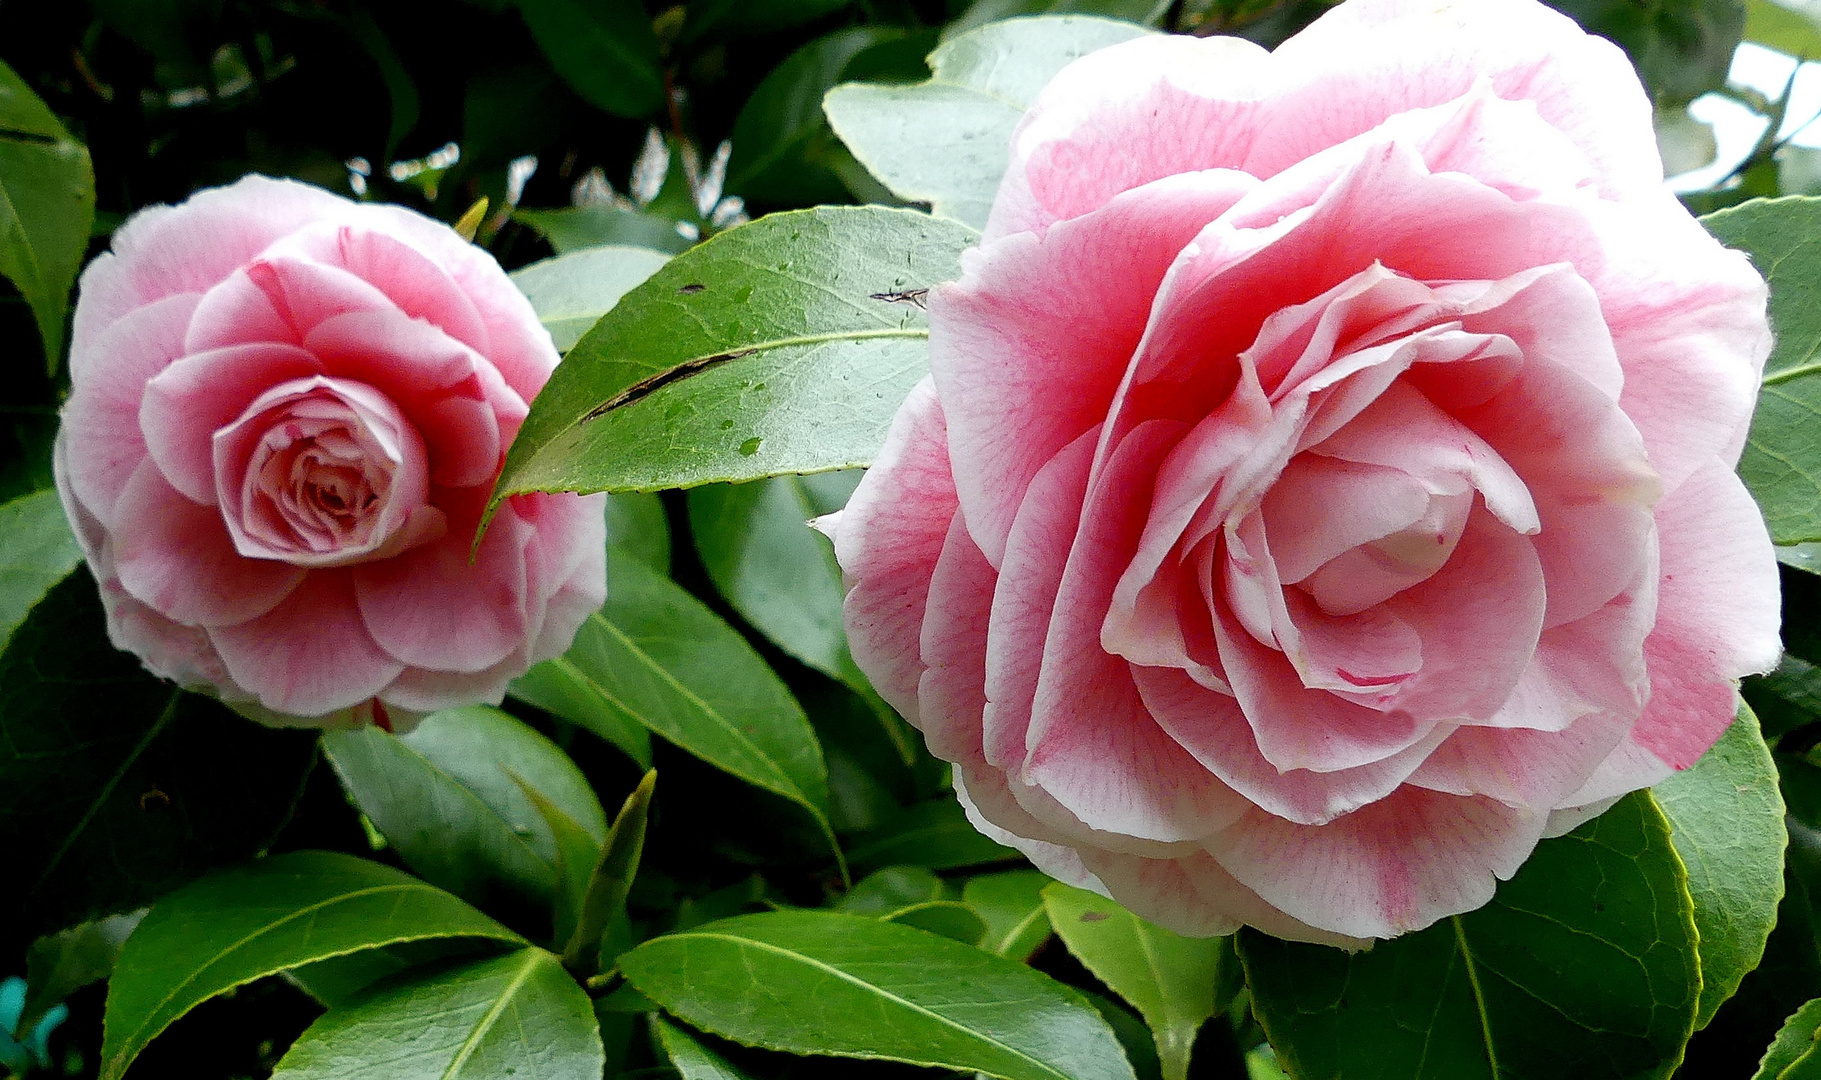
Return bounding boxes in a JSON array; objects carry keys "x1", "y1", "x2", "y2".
[
  {"x1": 56, "y1": 176, "x2": 605, "y2": 729},
  {"x1": 822, "y1": 0, "x2": 1782, "y2": 942}
]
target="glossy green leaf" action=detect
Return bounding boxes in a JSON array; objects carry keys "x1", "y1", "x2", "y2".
[
  {"x1": 564, "y1": 769, "x2": 656, "y2": 972},
  {"x1": 514, "y1": 779, "x2": 601, "y2": 949},
  {"x1": 620, "y1": 910, "x2": 1136, "y2": 1080},
  {"x1": 0, "y1": 488, "x2": 80, "y2": 650},
  {"x1": 509, "y1": 244, "x2": 671, "y2": 352},
  {"x1": 1701, "y1": 197, "x2": 1821, "y2": 543},
  {"x1": 0, "y1": 59, "x2": 95, "y2": 371},
  {"x1": 824, "y1": 17, "x2": 1152, "y2": 227},
  {"x1": 100, "y1": 851, "x2": 524, "y2": 1080},
  {"x1": 727, "y1": 27, "x2": 908, "y2": 207},
  {"x1": 1240, "y1": 791, "x2": 1700, "y2": 1080},
  {"x1": 1779, "y1": 541, "x2": 1821, "y2": 574},
  {"x1": 963, "y1": 870, "x2": 1052, "y2": 961},
  {"x1": 21, "y1": 911, "x2": 143, "y2": 1031},
  {"x1": 654, "y1": 1016, "x2": 754, "y2": 1080},
  {"x1": 270, "y1": 947, "x2": 603, "y2": 1079},
  {"x1": 285, "y1": 939, "x2": 494, "y2": 1009},
  {"x1": 848, "y1": 797, "x2": 1019, "y2": 871},
  {"x1": 519, "y1": 550, "x2": 841, "y2": 871},
  {"x1": 836, "y1": 866, "x2": 945, "y2": 914},
  {"x1": 884, "y1": 900, "x2": 987, "y2": 944},
  {"x1": 492, "y1": 206, "x2": 976, "y2": 504},
  {"x1": 320, "y1": 705, "x2": 607, "y2": 911},
  {"x1": 513, "y1": 0, "x2": 662, "y2": 117},
  {"x1": 1654, "y1": 704, "x2": 1787, "y2": 1028},
  {"x1": 605, "y1": 489, "x2": 672, "y2": 571},
  {"x1": 515, "y1": 205, "x2": 693, "y2": 255},
  {"x1": 1044, "y1": 884, "x2": 1223, "y2": 1080},
  {"x1": 1, "y1": 572, "x2": 317, "y2": 941},
  {"x1": 1747, "y1": 0, "x2": 1821, "y2": 57},
  {"x1": 1757, "y1": 998, "x2": 1821, "y2": 1079}
]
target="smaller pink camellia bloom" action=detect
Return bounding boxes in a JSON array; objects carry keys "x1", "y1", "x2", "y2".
[
  {"x1": 55, "y1": 175, "x2": 605, "y2": 729},
  {"x1": 822, "y1": 0, "x2": 1782, "y2": 942}
]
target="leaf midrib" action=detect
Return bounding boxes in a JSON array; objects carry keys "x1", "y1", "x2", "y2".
[
  {"x1": 442, "y1": 950, "x2": 543, "y2": 1079},
  {"x1": 658, "y1": 930, "x2": 1074, "y2": 1080}
]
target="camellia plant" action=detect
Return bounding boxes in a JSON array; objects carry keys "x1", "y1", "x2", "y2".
[{"x1": 7, "y1": 0, "x2": 1821, "y2": 1078}]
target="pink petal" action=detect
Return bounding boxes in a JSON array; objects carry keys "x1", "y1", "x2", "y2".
[
  {"x1": 270, "y1": 222, "x2": 489, "y2": 353},
  {"x1": 71, "y1": 175, "x2": 350, "y2": 368},
  {"x1": 1205, "y1": 785, "x2": 1546, "y2": 939},
  {"x1": 112, "y1": 458, "x2": 305, "y2": 626},
  {"x1": 209, "y1": 568, "x2": 407, "y2": 717},
  {"x1": 186, "y1": 253, "x2": 398, "y2": 351},
  {"x1": 59, "y1": 293, "x2": 200, "y2": 526},
  {"x1": 1263, "y1": 455, "x2": 1433, "y2": 584},
  {"x1": 832, "y1": 379, "x2": 958, "y2": 723},
  {"x1": 138, "y1": 342, "x2": 322, "y2": 504},
  {"x1": 517, "y1": 492, "x2": 608, "y2": 664},
  {"x1": 916, "y1": 515, "x2": 997, "y2": 764},
  {"x1": 352, "y1": 494, "x2": 533, "y2": 674},
  {"x1": 382, "y1": 659, "x2": 521, "y2": 713},
  {"x1": 932, "y1": 169, "x2": 1255, "y2": 564},
  {"x1": 1407, "y1": 707, "x2": 1631, "y2": 808},
  {"x1": 1077, "y1": 846, "x2": 1368, "y2": 947}
]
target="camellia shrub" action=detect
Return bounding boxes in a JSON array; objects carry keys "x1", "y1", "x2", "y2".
[{"x1": 3, "y1": 0, "x2": 1821, "y2": 1078}]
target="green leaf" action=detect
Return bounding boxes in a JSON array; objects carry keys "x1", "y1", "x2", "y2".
[
  {"x1": 564, "y1": 769, "x2": 656, "y2": 972},
  {"x1": 509, "y1": 244, "x2": 672, "y2": 352},
  {"x1": 605, "y1": 490, "x2": 672, "y2": 572},
  {"x1": 1043, "y1": 883, "x2": 1223, "y2": 1080},
  {"x1": 884, "y1": 900, "x2": 988, "y2": 945},
  {"x1": 1747, "y1": 0, "x2": 1821, "y2": 58},
  {"x1": 727, "y1": 27, "x2": 909, "y2": 208},
  {"x1": 848, "y1": 797, "x2": 1019, "y2": 872},
  {"x1": 0, "y1": 488, "x2": 81, "y2": 651},
  {"x1": 518, "y1": 550, "x2": 842, "y2": 874},
  {"x1": 1757, "y1": 998, "x2": 1821, "y2": 1079},
  {"x1": 21, "y1": 911, "x2": 144, "y2": 1031},
  {"x1": 687, "y1": 471, "x2": 867, "y2": 690},
  {"x1": 1, "y1": 572, "x2": 317, "y2": 941},
  {"x1": 1747, "y1": 654, "x2": 1821, "y2": 738},
  {"x1": 0, "y1": 59, "x2": 95, "y2": 371},
  {"x1": 1550, "y1": 0, "x2": 1744, "y2": 104},
  {"x1": 947, "y1": 0, "x2": 1172, "y2": 35},
  {"x1": 270, "y1": 947, "x2": 604, "y2": 1079},
  {"x1": 1239, "y1": 791, "x2": 1701, "y2": 1080},
  {"x1": 491, "y1": 206, "x2": 976, "y2": 504},
  {"x1": 1653, "y1": 704, "x2": 1787, "y2": 1028},
  {"x1": 515, "y1": 205, "x2": 694, "y2": 255},
  {"x1": 823, "y1": 17, "x2": 1152, "y2": 228},
  {"x1": 654, "y1": 1016, "x2": 754, "y2": 1080},
  {"x1": 620, "y1": 910, "x2": 1137, "y2": 1080},
  {"x1": 1779, "y1": 541, "x2": 1821, "y2": 575},
  {"x1": 1700, "y1": 196, "x2": 1821, "y2": 543},
  {"x1": 513, "y1": 0, "x2": 662, "y2": 117},
  {"x1": 963, "y1": 869, "x2": 1052, "y2": 961},
  {"x1": 320, "y1": 705, "x2": 607, "y2": 911},
  {"x1": 285, "y1": 939, "x2": 495, "y2": 1008},
  {"x1": 512, "y1": 779, "x2": 601, "y2": 949},
  {"x1": 836, "y1": 866, "x2": 945, "y2": 914},
  {"x1": 100, "y1": 850, "x2": 525, "y2": 1080}
]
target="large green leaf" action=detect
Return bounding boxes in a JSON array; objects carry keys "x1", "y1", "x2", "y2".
[
  {"x1": 517, "y1": 549, "x2": 841, "y2": 870},
  {"x1": 100, "y1": 851, "x2": 524, "y2": 1080},
  {"x1": 512, "y1": 0, "x2": 662, "y2": 117},
  {"x1": 654, "y1": 1017, "x2": 755, "y2": 1080},
  {"x1": 0, "y1": 59, "x2": 95, "y2": 372},
  {"x1": 619, "y1": 910, "x2": 1136, "y2": 1080},
  {"x1": 1701, "y1": 197, "x2": 1821, "y2": 543},
  {"x1": 1239, "y1": 791, "x2": 1700, "y2": 1080},
  {"x1": 0, "y1": 572, "x2": 317, "y2": 941},
  {"x1": 1746, "y1": 0, "x2": 1821, "y2": 57},
  {"x1": 1653, "y1": 704, "x2": 1787, "y2": 1029},
  {"x1": 0, "y1": 488, "x2": 80, "y2": 650},
  {"x1": 320, "y1": 705, "x2": 607, "y2": 911},
  {"x1": 270, "y1": 947, "x2": 603, "y2": 1079},
  {"x1": 490, "y1": 206, "x2": 976, "y2": 505},
  {"x1": 963, "y1": 869, "x2": 1052, "y2": 961},
  {"x1": 823, "y1": 17, "x2": 1152, "y2": 227},
  {"x1": 1757, "y1": 998, "x2": 1821, "y2": 1079},
  {"x1": 509, "y1": 244, "x2": 671, "y2": 352},
  {"x1": 1043, "y1": 883, "x2": 1224, "y2": 1080},
  {"x1": 847, "y1": 797, "x2": 1019, "y2": 871}
]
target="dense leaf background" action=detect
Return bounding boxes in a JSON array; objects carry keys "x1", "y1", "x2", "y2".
[{"x1": 3, "y1": 1, "x2": 1821, "y2": 1079}]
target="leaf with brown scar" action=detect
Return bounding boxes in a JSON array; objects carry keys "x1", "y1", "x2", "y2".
[{"x1": 580, "y1": 348, "x2": 759, "y2": 422}]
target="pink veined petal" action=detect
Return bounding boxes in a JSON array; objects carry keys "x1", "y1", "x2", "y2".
[
  {"x1": 111, "y1": 458, "x2": 306, "y2": 627},
  {"x1": 981, "y1": 427, "x2": 1099, "y2": 768},
  {"x1": 515, "y1": 492, "x2": 608, "y2": 664},
  {"x1": 1077, "y1": 846, "x2": 1370, "y2": 947},
  {"x1": 71, "y1": 175, "x2": 351, "y2": 367},
  {"x1": 1204, "y1": 784, "x2": 1547, "y2": 939},
  {"x1": 832, "y1": 378, "x2": 958, "y2": 725},
  {"x1": 1628, "y1": 461, "x2": 1781, "y2": 770},
  {"x1": 381, "y1": 658, "x2": 522, "y2": 713},
  {"x1": 1256, "y1": 0, "x2": 1660, "y2": 198},
  {"x1": 59, "y1": 293, "x2": 201, "y2": 527},
  {"x1": 961, "y1": 757, "x2": 1201, "y2": 860},
  {"x1": 93, "y1": 573, "x2": 245, "y2": 696},
  {"x1": 209, "y1": 568, "x2": 408, "y2": 717},
  {"x1": 138, "y1": 342, "x2": 323, "y2": 505},
  {"x1": 188, "y1": 253, "x2": 400, "y2": 350},
  {"x1": 352, "y1": 493, "x2": 534, "y2": 674},
  {"x1": 953, "y1": 769, "x2": 1102, "y2": 888},
  {"x1": 303, "y1": 309, "x2": 525, "y2": 488},
  {"x1": 1263, "y1": 455, "x2": 1434, "y2": 584},
  {"x1": 932, "y1": 169, "x2": 1256, "y2": 564},
  {"x1": 916, "y1": 514, "x2": 998, "y2": 765},
  {"x1": 1445, "y1": 260, "x2": 1623, "y2": 403},
  {"x1": 1132, "y1": 664, "x2": 1446, "y2": 825},
  {"x1": 1556, "y1": 736, "x2": 1675, "y2": 811},
  {"x1": 1405, "y1": 707, "x2": 1633, "y2": 809},
  {"x1": 269, "y1": 222, "x2": 489, "y2": 353}
]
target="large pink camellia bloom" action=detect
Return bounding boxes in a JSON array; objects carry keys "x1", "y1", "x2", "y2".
[
  {"x1": 56, "y1": 176, "x2": 605, "y2": 729},
  {"x1": 822, "y1": 0, "x2": 1782, "y2": 942}
]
